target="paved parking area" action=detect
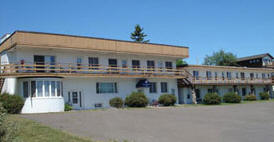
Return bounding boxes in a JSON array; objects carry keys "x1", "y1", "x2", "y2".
[{"x1": 21, "y1": 102, "x2": 274, "y2": 142}]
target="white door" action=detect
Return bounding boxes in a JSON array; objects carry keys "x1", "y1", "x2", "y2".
[{"x1": 71, "y1": 91, "x2": 82, "y2": 109}]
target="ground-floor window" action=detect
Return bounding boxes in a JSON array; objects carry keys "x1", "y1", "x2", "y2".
[
  {"x1": 96, "y1": 82, "x2": 118, "y2": 93},
  {"x1": 149, "y1": 82, "x2": 157, "y2": 93},
  {"x1": 23, "y1": 80, "x2": 63, "y2": 98},
  {"x1": 161, "y1": 82, "x2": 168, "y2": 93}
]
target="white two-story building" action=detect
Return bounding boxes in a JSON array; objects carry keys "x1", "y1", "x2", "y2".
[
  {"x1": 0, "y1": 31, "x2": 189, "y2": 113},
  {"x1": 178, "y1": 65, "x2": 273, "y2": 104}
]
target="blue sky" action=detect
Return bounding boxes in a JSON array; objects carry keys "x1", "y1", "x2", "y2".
[{"x1": 1, "y1": 0, "x2": 273, "y2": 64}]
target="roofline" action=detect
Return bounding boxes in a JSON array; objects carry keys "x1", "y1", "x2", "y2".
[
  {"x1": 0, "y1": 30, "x2": 189, "y2": 49},
  {"x1": 237, "y1": 53, "x2": 274, "y2": 61}
]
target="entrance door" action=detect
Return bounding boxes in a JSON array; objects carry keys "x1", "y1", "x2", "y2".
[
  {"x1": 34, "y1": 55, "x2": 45, "y2": 72},
  {"x1": 71, "y1": 91, "x2": 82, "y2": 109}
]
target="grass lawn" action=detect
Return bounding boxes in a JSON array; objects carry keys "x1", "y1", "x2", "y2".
[{"x1": 7, "y1": 115, "x2": 92, "y2": 142}]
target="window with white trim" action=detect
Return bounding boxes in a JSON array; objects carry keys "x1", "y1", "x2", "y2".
[
  {"x1": 149, "y1": 82, "x2": 157, "y2": 93},
  {"x1": 24, "y1": 80, "x2": 62, "y2": 98},
  {"x1": 161, "y1": 82, "x2": 168, "y2": 93},
  {"x1": 96, "y1": 82, "x2": 118, "y2": 94}
]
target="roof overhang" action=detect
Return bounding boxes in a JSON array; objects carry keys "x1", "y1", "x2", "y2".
[{"x1": 0, "y1": 31, "x2": 189, "y2": 58}]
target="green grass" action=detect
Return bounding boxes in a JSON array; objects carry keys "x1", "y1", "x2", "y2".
[{"x1": 7, "y1": 115, "x2": 92, "y2": 142}]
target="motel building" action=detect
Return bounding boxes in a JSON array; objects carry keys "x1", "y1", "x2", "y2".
[
  {"x1": 177, "y1": 65, "x2": 273, "y2": 104},
  {"x1": 0, "y1": 31, "x2": 273, "y2": 113},
  {"x1": 0, "y1": 31, "x2": 188, "y2": 113}
]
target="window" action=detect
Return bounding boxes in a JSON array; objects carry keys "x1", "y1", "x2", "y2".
[
  {"x1": 214, "y1": 72, "x2": 218, "y2": 80},
  {"x1": 250, "y1": 73, "x2": 254, "y2": 80},
  {"x1": 108, "y1": 59, "x2": 117, "y2": 67},
  {"x1": 206, "y1": 71, "x2": 212, "y2": 80},
  {"x1": 256, "y1": 73, "x2": 259, "y2": 79},
  {"x1": 242, "y1": 88, "x2": 246, "y2": 96},
  {"x1": 25, "y1": 80, "x2": 62, "y2": 98},
  {"x1": 31, "y1": 81, "x2": 36, "y2": 97},
  {"x1": 76, "y1": 57, "x2": 82, "y2": 70},
  {"x1": 68, "y1": 92, "x2": 71, "y2": 103},
  {"x1": 262, "y1": 73, "x2": 266, "y2": 79},
  {"x1": 222, "y1": 72, "x2": 225, "y2": 80},
  {"x1": 227, "y1": 72, "x2": 232, "y2": 80},
  {"x1": 23, "y1": 81, "x2": 29, "y2": 98},
  {"x1": 122, "y1": 60, "x2": 127, "y2": 68},
  {"x1": 208, "y1": 89, "x2": 213, "y2": 93},
  {"x1": 240, "y1": 72, "x2": 245, "y2": 80},
  {"x1": 193, "y1": 71, "x2": 199, "y2": 80},
  {"x1": 132, "y1": 60, "x2": 140, "y2": 70},
  {"x1": 165, "y1": 62, "x2": 173, "y2": 71},
  {"x1": 149, "y1": 82, "x2": 157, "y2": 93},
  {"x1": 147, "y1": 60, "x2": 155, "y2": 71},
  {"x1": 236, "y1": 72, "x2": 239, "y2": 79},
  {"x1": 57, "y1": 81, "x2": 61, "y2": 96},
  {"x1": 160, "y1": 82, "x2": 168, "y2": 93},
  {"x1": 158, "y1": 61, "x2": 163, "y2": 72},
  {"x1": 37, "y1": 81, "x2": 43, "y2": 97},
  {"x1": 88, "y1": 57, "x2": 99, "y2": 69},
  {"x1": 96, "y1": 82, "x2": 118, "y2": 93},
  {"x1": 44, "y1": 81, "x2": 50, "y2": 97},
  {"x1": 51, "y1": 81, "x2": 56, "y2": 96}
]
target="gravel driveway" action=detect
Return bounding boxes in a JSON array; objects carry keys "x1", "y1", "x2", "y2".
[{"x1": 21, "y1": 102, "x2": 274, "y2": 142}]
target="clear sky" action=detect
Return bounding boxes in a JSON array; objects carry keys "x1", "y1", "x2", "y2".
[{"x1": 1, "y1": 0, "x2": 273, "y2": 64}]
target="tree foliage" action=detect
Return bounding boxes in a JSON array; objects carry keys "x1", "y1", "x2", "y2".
[
  {"x1": 203, "y1": 50, "x2": 237, "y2": 66},
  {"x1": 130, "y1": 24, "x2": 150, "y2": 43},
  {"x1": 176, "y1": 59, "x2": 188, "y2": 67}
]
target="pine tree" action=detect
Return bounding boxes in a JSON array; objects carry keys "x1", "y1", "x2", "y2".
[{"x1": 130, "y1": 24, "x2": 150, "y2": 43}]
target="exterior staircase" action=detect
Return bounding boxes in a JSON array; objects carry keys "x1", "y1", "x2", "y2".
[
  {"x1": 0, "y1": 78, "x2": 4, "y2": 93},
  {"x1": 177, "y1": 70, "x2": 193, "y2": 88}
]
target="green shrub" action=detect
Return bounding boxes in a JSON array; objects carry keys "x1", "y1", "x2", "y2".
[
  {"x1": 223, "y1": 92, "x2": 241, "y2": 103},
  {"x1": 109, "y1": 97, "x2": 124, "y2": 108},
  {"x1": 259, "y1": 92, "x2": 270, "y2": 100},
  {"x1": 158, "y1": 94, "x2": 177, "y2": 106},
  {"x1": 203, "y1": 93, "x2": 221, "y2": 105},
  {"x1": 244, "y1": 95, "x2": 257, "y2": 101},
  {"x1": 0, "y1": 93, "x2": 24, "y2": 114},
  {"x1": 0, "y1": 103, "x2": 18, "y2": 142},
  {"x1": 125, "y1": 92, "x2": 148, "y2": 107},
  {"x1": 64, "y1": 103, "x2": 72, "y2": 111}
]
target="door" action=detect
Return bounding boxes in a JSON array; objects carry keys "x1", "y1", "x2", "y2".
[
  {"x1": 34, "y1": 55, "x2": 45, "y2": 72},
  {"x1": 108, "y1": 59, "x2": 118, "y2": 73},
  {"x1": 71, "y1": 91, "x2": 82, "y2": 109}
]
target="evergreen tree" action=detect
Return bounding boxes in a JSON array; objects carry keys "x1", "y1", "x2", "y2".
[{"x1": 130, "y1": 24, "x2": 150, "y2": 43}]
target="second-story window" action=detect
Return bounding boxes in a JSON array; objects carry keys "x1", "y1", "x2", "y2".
[
  {"x1": 250, "y1": 73, "x2": 254, "y2": 80},
  {"x1": 147, "y1": 60, "x2": 155, "y2": 71},
  {"x1": 88, "y1": 57, "x2": 99, "y2": 70},
  {"x1": 76, "y1": 57, "x2": 82, "y2": 70},
  {"x1": 193, "y1": 71, "x2": 199, "y2": 80},
  {"x1": 165, "y1": 61, "x2": 173, "y2": 72},
  {"x1": 236, "y1": 72, "x2": 239, "y2": 79},
  {"x1": 227, "y1": 72, "x2": 232, "y2": 80},
  {"x1": 206, "y1": 71, "x2": 212, "y2": 80},
  {"x1": 240, "y1": 72, "x2": 245, "y2": 80},
  {"x1": 262, "y1": 73, "x2": 266, "y2": 79},
  {"x1": 121, "y1": 60, "x2": 127, "y2": 68},
  {"x1": 132, "y1": 60, "x2": 140, "y2": 70},
  {"x1": 158, "y1": 61, "x2": 163, "y2": 72}
]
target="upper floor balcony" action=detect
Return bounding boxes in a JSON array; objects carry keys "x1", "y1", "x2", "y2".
[
  {"x1": 189, "y1": 76, "x2": 272, "y2": 85},
  {"x1": 0, "y1": 62, "x2": 187, "y2": 79}
]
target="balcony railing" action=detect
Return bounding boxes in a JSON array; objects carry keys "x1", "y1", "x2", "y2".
[
  {"x1": 190, "y1": 76, "x2": 272, "y2": 85},
  {"x1": 0, "y1": 62, "x2": 186, "y2": 78}
]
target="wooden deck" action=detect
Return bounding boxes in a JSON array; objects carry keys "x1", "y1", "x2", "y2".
[{"x1": 0, "y1": 63, "x2": 186, "y2": 79}]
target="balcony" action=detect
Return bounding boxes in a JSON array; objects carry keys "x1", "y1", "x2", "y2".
[
  {"x1": 189, "y1": 76, "x2": 272, "y2": 85},
  {"x1": 0, "y1": 62, "x2": 186, "y2": 79}
]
